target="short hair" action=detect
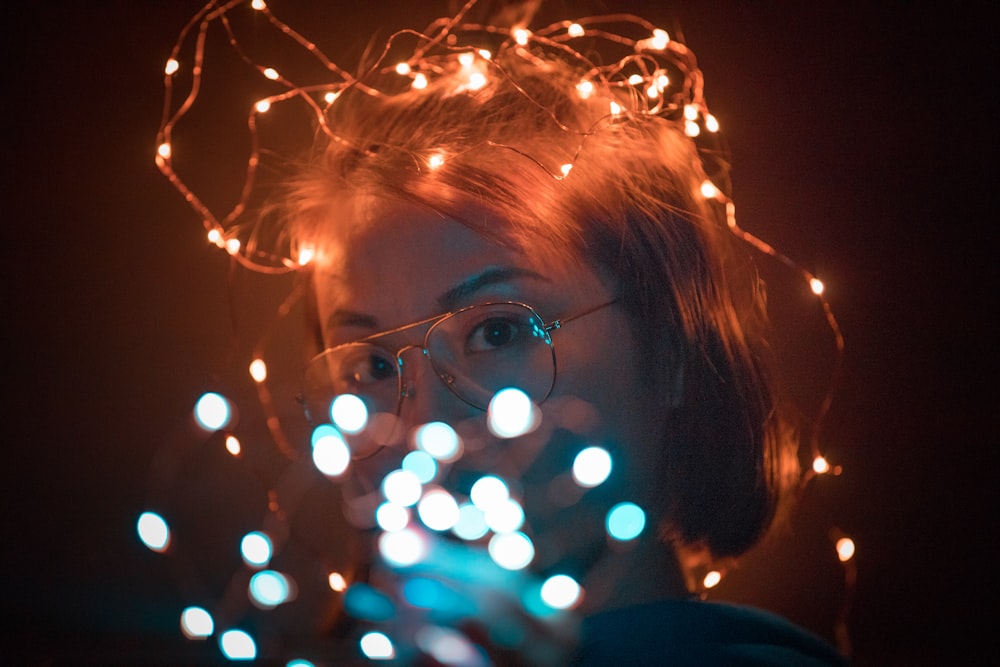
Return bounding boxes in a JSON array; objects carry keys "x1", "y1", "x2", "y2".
[{"x1": 276, "y1": 40, "x2": 797, "y2": 560}]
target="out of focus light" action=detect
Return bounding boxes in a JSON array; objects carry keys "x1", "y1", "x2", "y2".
[
  {"x1": 251, "y1": 0, "x2": 266, "y2": 10},
  {"x1": 157, "y1": 142, "x2": 171, "y2": 159},
  {"x1": 560, "y1": 163, "x2": 573, "y2": 177},
  {"x1": 705, "y1": 114, "x2": 720, "y2": 132},
  {"x1": 488, "y1": 531, "x2": 534, "y2": 570},
  {"x1": 483, "y1": 498, "x2": 524, "y2": 534},
  {"x1": 324, "y1": 91, "x2": 340, "y2": 104},
  {"x1": 255, "y1": 99, "x2": 271, "y2": 113},
  {"x1": 395, "y1": 62, "x2": 411, "y2": 75},
  {"x1": 650, "y1": 28, "x2": 670, "y2": 50},
  {"x1": 248, "y1": 358, "x2": 267, "y2": 383},
  {"x1": 606, "y1": 502, "x2": 646, "y2": 541},
  {"x1": 331, "y1": 394, "x2": 368, "y2": 434},
  {"x1": 194, "y1": 392, "x2": 231, "y2": 430},
  {"x1": 470, "y1": 475, "x2": 509, "y2": 512},
  {"x1": 428, "y1": 153, "x2": 445, "y2": 170},
  {"x1": 836, "y1": 537, "x2": 856, "y2": 562},
  {"x1": 379, "y1": 527, "x2": 427, "y2": 566},
  {"x1": 263, "y1": 67, "x2": 279, "y2": 80},
  {"x1": 810, "y1": 278, "x2": 825, "y2": 295},
  {"x1": 345, "y1": 583, "x2": 396, "y2": 621},
  {"x1": 219, "y1": 629, "x2": 257, "y2": 660},
  {"x1": 700, "y1": 180, "x2": 720, "y2": 199},
  {"x1": 312, "y1": 427, "x2": 350, "y2": 477},
  {"x1": 576, "y1": 80, "x2": 595, "y2": 99},
  {"x1": 402, "y1": 450, "x2": 438, "y2": 483},
  {"x1": 286, "y1": 661, "x2": 315, "y2": 667},
  {"x1": 415, "y1": 625, "x2": 485, "y2": 667},
  {"x1": 360, "y1": 631, "x2": 395, "y2": 660},
  {"x1": 513, "y1": 28, "x2": 530, "y2": 45},
  {"x1": 540, "y1": 574, "x2": 582, "y2": 610},
  {"x1": 137, "y1": 511, "x2": 170, "y2": 552},
  {"x1": 813, "y1": 456, "x2": 831, "y2": 474},
  {"x1": 685, "y1": 119, "x2": 700, "y2": 137},
  {"x1": 376, "y1": 502, "x2": 410, "y2": 532},
  {"x1": 164, "y1": 58, "x2": 179, "y2": 75},
  {"x1": 328, "y1": 571, "x2": 348, "y2": 592},
  {"x1": 628, "y1": 74, "x2": 643, "y2": 86},
  {"x1": 572, "y1": 446, "x2": 612, "y2": 487},
  {"x1": 225, "y1": 435, "x2": 241, "y2": 456},
  {"x1": 415, "y1": 421, "x2": 461, "y2": 461},
  {"x1": 180, "y1": 606, "x2": 213, "y2": 639},
  {"x1": 703, "y1": 570, "x2": 722, "y2": 589},
  {"x1": 568, "y1": 22, "x2": 584, "y2": 37},
  {"x1": 417, "y1": 488, "x2": 460, "y2": 532},
  {"x1": 412, "y1": 72, "x2": 428, "y2": 89},
  {"x1": 487, "y1": 388, "x2": 538, "y2": 438},
  {"x1": 249, "y1": 570, "x2": 293, "y2": 608},
  {"x1": 240, "y1": 531, "x2": 272, "y2": 567},
  {"x1": 382, "y1": 469, "x2": 422, "y2": 507},
  {"x1": 452, "y1": 503, "x2": 489, "y2": 541}
]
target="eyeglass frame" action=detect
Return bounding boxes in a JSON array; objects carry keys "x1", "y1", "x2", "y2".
[{"x1": 302, "y1": 298, "x2": 619, "y2": 421}]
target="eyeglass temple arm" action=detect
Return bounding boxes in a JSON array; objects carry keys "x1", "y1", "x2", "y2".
[{"x1": 545, "y1": 298, "x2": 619, "y2": 331}]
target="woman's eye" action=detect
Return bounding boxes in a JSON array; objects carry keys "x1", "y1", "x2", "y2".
[
  {"x1": 467, "y1": 317, "x2": 520, "y2": 352},
  {"x1": 342, "y1": 350, "x2": 396, "y2": 384}
]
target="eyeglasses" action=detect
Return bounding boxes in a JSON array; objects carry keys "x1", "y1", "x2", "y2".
[{"x1": 302, "y1": 299, "x2": 617, "y2": 425}]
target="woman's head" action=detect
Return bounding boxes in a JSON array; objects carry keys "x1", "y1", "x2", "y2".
[{"x1": 278, "y1": 42, "x2": 796, "y2": 564}]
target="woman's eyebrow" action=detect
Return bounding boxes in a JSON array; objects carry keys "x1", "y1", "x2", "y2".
[
  {"x1": 436, "y1": 266, "x2": 547, "y2": 311},
  {"x1": 324, "y1": 309, "x2": 379, "y2": 334}
]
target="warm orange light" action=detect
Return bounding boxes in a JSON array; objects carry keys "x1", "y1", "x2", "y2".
[
  {"x1": 207, "y1": 229, "x2": 222, "y2": 245},
  {"x1": 428, "y1": 153, "x2": 445, "y2": 170},
  {"x1": 703, "y1": 570, "x2": 722, "y2": 588},
  {"x1": 263, "y1": 67, "x2": 279, "y2": 81},
  {"x1": 813, "y1": 456, "x2": 831, "y2": 474},
  {"x1": 650, "y1": 29, "x2": 670, "y2": 50},
  {"x1": 297, "y1": 245, "x2": 315, "y2": 266},
  {"x1": 836, "y1": 537, "x2": 856, "y2": 562},
  {"x1": 467, "y1": 72, "x2": 488, "y2": 90},
  {"x1": 568, "y1": 23, "x2": 584, "y2": 37},
  {"x1": 628, "y1": 74, "x2": 643, "y2": 86},
  {"x1": 164, "y1": 59, "x2": 179, "y2": 76},
  {"x1": 700, "y1": 180, "x2": 719, "y2": 199},
  {"x1": 609, "y1": 101, "x2": 622, "y2": 116},
  {"x1": 225, "y1": 238, "x2": 241, "y2": 255},
  {"x1": 705, "y1": 114, "x2": 720, "y2": 132},
  {"x1": 324, "y1": 91, "x2": 340, "y2": 104},
  {"x1": 251, "y1": 0, "x2": 266, "y2": 9},
  {"x1": 157, "y1": 143, "x2": 172, "y2": 159},
  {"x1": 646, "y1": 84, "x2": 659, "y2": 99},
  {"x1": 576, "y1": 80, "x2": 595, "y2": 99},
  {"x1": 684, "y1": 120, "x2": 700, "y2": 137},
  {"x1": 478, "y1": 49, "x2": 492, "y2": 60},
  {"x1": 328, "y1": 572, "x2": 347, "y2": 592},
  {"x1": 395, "y1": 62, "x2": 411, "y2": 75},
  {"x1": 810, "y1": 278, "x2": 825, "y2": 295},
  {"x1": 412, "y1": 73, "x2": 428, "y2": 90},
  {"x1": 255, "y1": 99, "x2": 271, "y2": 113},
  {"x1": 559, "y1": 163, "x2": 573, "y2": 177},
  {"x1": 513, "y1": 28, "x2": 531, "y2": 45},
  {"x1": 656, "y1": 74, "x2": 670, "y2": 91},
  {"x1": 684, "y1": 104, "x2": 699, "y2": 120},
  {"x1": 225, "y1": 435, "x2": 242, "y2": 456},
  {"x1": 249, "y1": 359, "x2": 267, "y2": 383},
  {"x1": 458, "y1": 52, "x2": 475, "y2": 68}
]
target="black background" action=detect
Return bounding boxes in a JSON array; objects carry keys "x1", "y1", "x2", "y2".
[{"x1": 3, "y1": 1, "x2": 995, "y2": 665}]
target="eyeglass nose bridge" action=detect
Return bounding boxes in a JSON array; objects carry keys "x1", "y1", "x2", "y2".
[{"x1": 394, "y1": 343, "x2": 430, "y2": 400}]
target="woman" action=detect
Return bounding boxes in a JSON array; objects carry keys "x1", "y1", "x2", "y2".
[{"x1": 157, "y1": 2, "x2": 848, "y2": 664}]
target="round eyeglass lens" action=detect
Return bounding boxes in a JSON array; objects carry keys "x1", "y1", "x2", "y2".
[
  {"x1": 426, "y1": 303, "x2": 555, "y2": 409},
  {"x1": 303, "y1": 343, "x2": 400, "y2": 423}
]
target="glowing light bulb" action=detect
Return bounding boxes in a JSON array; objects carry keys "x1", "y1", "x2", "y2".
[
  {"x1": 685, "y1": 119, "x2": 700, "y2": 137},
  {"x1": 488, "y1": 531, "x2": 534, "y2": 570},
  {"x1": 813, "y1": 456, "x2": 831, "y2": 474},
  {"x1": 576, "y1": 80, "x2": 595, "y2": 99},
  {"x1": 194, "y1": 392, "x2": 231, "y2": 430},
  {"x1": 255, "y1": 99, "x2": 271, "y2": 113},
  {"x1": 395, "y1": 62, "x2": 411, "y2": 75},
  {"x1": 428, "y1": 153, "x2": 445, "y2": 170},
  {"x1": 219, "y1": 629, "x2": 257, "y2": 660},
  {"x1": 684, "y1": 104, "x2": 699, "y2": 120},
  {"x1": 568, "y1": 23, "x2": 584, "y2": 37},
  {"x1": 628, "y1": 74, "x2": 643, "y2": 86},
  {"x1": 312, "y1": 427, "x2": 350, "y2": 477},
  {"x1": 207, "y1": 228, "x2": 222, "y2": 245},
  {"x1": 606, "y1": 502, "x2": 646, "y2": 541},
  {"x1": 180, "y1": 606, "x2": 213, "y2": 639},
  {"x1": 651, "y1": 29, "x2": 670, "y2": 50},
  {"x1": 513, "y1": 28, "x2": 531, "y2": 46},
  {"x1": 478, "y1": 49, "x2": 492, "y2": 60},
  {"x1": 417, "y1": 488, "x2": 460, "y2": 531},
  {"x1": 137, "y1": 511, "x2": 170, "y2": 552},
  {"x1": 470, "y1": 475, "x2": 509, "y2": 512},
  {"x1": 248, "y1": 358, "x2": 267, "y2": 383},
  {"x1": 376, "y1": 502, "x2": 410, "y2": 532},
  {"x1": 810, "y1": 278, "x2": 825, "y2": 295},
  {"x1": 331, "y1": 394, "x2": 368, "y2": 434},
  {"x1": 414, "y1": 421, "x2": 461, "y2": 461},
  {"x1": 263, "y1": 67, "x2": 279, "y2": 80},
  {"x1": 225, "y1": 238, "x2": 241, "y2": 255},
  {"x1": 467, "y1": 72, "x2": 488, "y2": 90},
  {"x1": 360, "y1": 631, "x2": 395, "y2": 660},
  {"x1": 657, "y1": 74, "x2": 670, "y2": 91},
  {"x1": 240, "y1": 531, "x2": 272, "y2": 567},
  {"x1": 700, "y1": 180, "x2": 720, "y2": 199},
  {"x1": 378, "y1": 527, "x2": 427, "y2": 566},
  {"x1": 249, "y1": 570, "x2": 292, "y2": 608},
  {"x1": 646, "y1": 84, "x2": 659, "y2": 99},
  {"x1": 540, "y1": 574, "x2": 582, "y2": 610},
  {"x1": 328, "y1": 571, "x2": 347, "y2": 592},
  {"x1": 402, "y1": 450, "x2": 437, "y2": 483},
  {"x1": 572, "y1": 446, "x2": 613, "y2": 488},
  {"x1": 836, "y1": 537, "x2": 856, "y2": 562},
  {"x1": 487, "y1": 388, "x2": 538, "y2": 438},
  {"x1": 157, "y1": 142, "x2": 171, "y2": 159},
  {"x1": 382, "y1": 469, "x2": 422, "y2": 507},
  {"x1": 458, "y1": 52, "x2": 475, "y2": 68},
  {"x1": 705, "y1": 114, "x2": 720, "y2": 132},
  {"x1": 609, "y1": 101, "x2": 622, "y2": 115},
  {"x1": 412, "y1": 73, "x2": 428, "y2": 90},
  {"x1": 703, "y1": 570, "x2": 722, "y2": 588},
  {"x1": 297, "y1": 244, "x2": 315, "y2": 265},
  {"x1": 324, "y1": 91, "x2": 340, "y2": 104},
  {"x1": 251, "y1": 0, "x2": 266, "y2": 10},
  {"x1": 560, "y1": 163, "x2": 573, "y2": 177},
  {"x1": 225, "y1": 435, "x2": 241, "y2": 456},
  {"x1": 164, "y1": 58, "x2": 179, "y2": 76}
]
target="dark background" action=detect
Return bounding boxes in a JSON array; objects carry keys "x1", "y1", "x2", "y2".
[{"x1": 3, "y1": 1, "x2": 994, "y2": 665}]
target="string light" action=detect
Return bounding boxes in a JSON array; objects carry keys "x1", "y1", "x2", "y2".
[{"x1": 147, "y1": 1, "x2": 852, "y2": 661}]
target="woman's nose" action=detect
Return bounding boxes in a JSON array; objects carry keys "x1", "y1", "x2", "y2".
[{"x1": 395, "y1": 346, "x2": 478, "y2": 431}]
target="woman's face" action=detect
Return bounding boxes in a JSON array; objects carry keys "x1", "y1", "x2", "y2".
[{"x1": 312, "y1": 200, "x2": 668, "y2": 592}]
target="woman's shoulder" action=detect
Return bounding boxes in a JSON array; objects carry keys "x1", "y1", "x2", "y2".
[{"x1": 574, "y1": 598, "x2": 850, "y2": 666}]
